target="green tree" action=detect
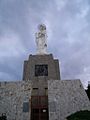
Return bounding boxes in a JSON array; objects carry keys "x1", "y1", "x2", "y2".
[
  {"x1": 67, "y1": 110, "x2": 90, "y2": 120},
  {"x1": 86, "y1": 85, "x2": 90, "y2": 100}
]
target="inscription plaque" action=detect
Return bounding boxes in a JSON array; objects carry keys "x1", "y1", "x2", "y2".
[{"x1": 23, "y1": 102, "x2": 29, "y2": 112}]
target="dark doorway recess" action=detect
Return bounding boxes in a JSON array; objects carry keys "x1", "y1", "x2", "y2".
[{"x1": 31, "y1": 96, "x2": 49, "y2": 120}]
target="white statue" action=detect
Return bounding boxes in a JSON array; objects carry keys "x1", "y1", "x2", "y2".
[{"x1": 35, "y1": 24, "x2": 47, "y2": 55}]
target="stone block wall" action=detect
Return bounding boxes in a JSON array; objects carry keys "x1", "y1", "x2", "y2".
[
  {"x1": 23, "y1": 54, "x2": 60, "y2": 81},
  {"x1": 0, "y1": 81, "x2": 32, "y2": 120},
  {"x1": 48, "y1": 80, "x2": 90, "y2": 120}
]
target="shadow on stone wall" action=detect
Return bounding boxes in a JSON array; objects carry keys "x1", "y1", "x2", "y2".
[{"x1": 0, "y1": 113, "x2": 7, "y2": 120}]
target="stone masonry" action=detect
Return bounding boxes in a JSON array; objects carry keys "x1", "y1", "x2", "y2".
[
  {"x1": 0, "y1": 81, "x2": 32, "y2": 120},
  {"x1": 0, "y1": 54, "x2": 90, "y2": 120},
  {"x1": 48, "y1": 80, "x2": 90, "y2": 120},
  {"x1": 23, "y1": 54, "x2": 60, "y2": 81}
]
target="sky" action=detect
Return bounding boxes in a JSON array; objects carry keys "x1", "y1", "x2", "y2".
[{"x1": 0, "y1": 0, "x2": 90, "y2": 88}]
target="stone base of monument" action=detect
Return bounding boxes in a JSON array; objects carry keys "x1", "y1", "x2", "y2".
[{"x1": 48, "y1": 80, "x2": 90, "y2": 120}]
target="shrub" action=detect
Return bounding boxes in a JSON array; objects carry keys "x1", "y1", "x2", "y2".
[{"x1": 67, "y1": 110, "x2": 90, "y2": 120}]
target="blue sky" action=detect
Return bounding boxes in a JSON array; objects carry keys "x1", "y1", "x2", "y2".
[{"x1": 0, "y1": 0, "x2": 90, "y2": 88}]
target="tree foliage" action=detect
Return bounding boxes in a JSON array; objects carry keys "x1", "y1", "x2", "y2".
[
  {"x1": 67, "y1": 110, "x2": 90, "y2": 120},
  {"x1": 86, "y1": 85, "x2": 90, "y2": 100}
]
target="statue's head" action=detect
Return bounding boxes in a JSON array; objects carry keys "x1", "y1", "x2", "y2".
[{"x1": 38, "y1": 24, "x2": 46, "y2": 31}]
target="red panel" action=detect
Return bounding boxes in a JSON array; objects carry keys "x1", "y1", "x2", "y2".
[{"x1": 31, "y1": 96, "x2": 49, "y2": 120}]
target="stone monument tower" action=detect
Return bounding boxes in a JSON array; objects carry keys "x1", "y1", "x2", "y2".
[
  {"x1": 22, "y1": 24, "x2": 60, "y2": 120},
  {"x1": 23, "y1": 24, "x2": 60, "y2": 81},
  {"x1": 22, "y1": 24, "x2": 90, "y2": 120},
  {"x1": 0, "y1": 24, "x2": 90, "y2": 120}
]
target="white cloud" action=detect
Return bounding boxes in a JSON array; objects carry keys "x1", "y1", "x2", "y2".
[
  {"x1": 0, "y1": 29, "x2": 26, "y2": 58},
  {"x1": 80, "y1": 7, "x2": 89, "y2": 18},
  {"x1": 55, "y1": 0, "x2": 67, "y2": 11},
  {"x1": 76, "y1": 73, "x2": 90, "y2": 89},
  {"x1": 0, "y1": 72, "x2": 15, "y2": 81},
  {"x1": 76, "y1": 0, "x2": 90, "y2": 18},
  {"x1": 84, "y1": 67, "x2": 90, "y2": 73}
]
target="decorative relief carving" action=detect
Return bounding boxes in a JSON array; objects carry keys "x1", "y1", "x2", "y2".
[{"x1": 35, "y1": 64, "x2": 48, "y2": 76}]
